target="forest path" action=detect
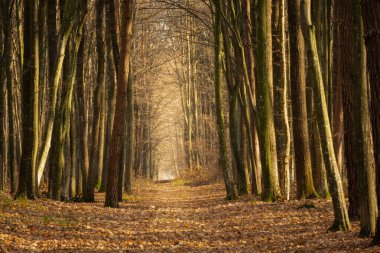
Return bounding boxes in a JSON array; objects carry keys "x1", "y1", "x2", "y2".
[{"x1": 0, "y1": 181, "x2": 377, "y2": 252}]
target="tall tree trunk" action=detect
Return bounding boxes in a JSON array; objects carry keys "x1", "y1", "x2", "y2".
[
  {"x1": 2, "y1": 1, "x2": 17, "y2": 194},
  {"x1": 301, "y1": 0, "x2": 350, "y2": 231},
  {"x1": 256, "y1": 0, "x2": 281, "y2": 202},
  {"x1": 84, "y1": 0, "x2": 105, "y2": 202},
  {"x1": 360, "y1": 0, "x2": 380, "y2": 245},
  {"x1": 75, "y1": 25, "x2": 88, "y2": 195},
  {"x1": 15, "y1": 0, "x2": 39, "y2": 199},
  {"x1": 273, "y1": 0, "x2": 291, "y2": 199},
  {"x1": 213, "y1": 0, "x2": 237, "y2": 200},
  {"x1": 51, "y1": 1, "x2": 86, "y2": 200},
  {"x1": 36, "y1": 0, "x2": 81, "y2": 186},
  {"x1": 333, "y1": 0, "x2": 360, "y2": 221},
  {"x1": 105, "y1": 0, "x2": 134, "y2": 208},
  {"x1": 341, "y1": 0, "x2": 377, "y2": 236},
  {"x1": 242, "y1": 0, "x2": 262, "y2": 196},
  {"x1": 288, "y1": 0, "x2": 318, "y2": 199},
  {"x1": 0, "y1": 6, "x2": 6, "y2": 192}
]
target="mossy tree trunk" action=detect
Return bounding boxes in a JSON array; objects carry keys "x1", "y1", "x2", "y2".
[
  {"x1": 301, "y1": 0, "x2": 350, "y2": 231},
  {"x1": 36, "y1": 0, "x2": 82, "y2": 187},
  {"x1": 213, "y1": 0, "x2": 237, "y2": 200},
  {"x1": 288, "y1": 0, "x2": 318, "y2": 199},
  {"x1": 255, "y1": 0, "x2": 280, "y2": 202},
  {"x1": 51, "y1": 4, "x2": 86, "y2": 200},
  {"x1": 242, "y1": 0, "x2": 262, "y2": 196},
  {"x1": 349, "y1": 0, "x2": 377, "y2": 237},
  {"x1": 75, "y1": 24, "x2": 88, "y2": 196}
]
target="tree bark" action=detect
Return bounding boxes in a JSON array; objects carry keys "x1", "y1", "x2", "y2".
[
  {"x1": 255, "y1": 0, "x2": 281, "y2": 201},
  {"x1": 105, "y1": 0, "x2": 134, "y2": 208},
  {"x1": 301, "y1": 0, "x2": 350, "y2": 231},
  {"x1": 36, "y1": 0, "x2": 82, "y2": 187},
  {"x1": 288, "y1": 0, "x2": 318, "y2": 199},
  {"x1": 273, "y1": 0, "x2": 291, "y2": 200},
  {"x1": 84, "y1": 0, "x2": 105, "y2": 202},
  {"x1": 213, "y1": 0, "x2": 237, "y2": 200},
  {"x1": 360, "y1": 0, "x2": 380, "y2": 244},
  {"x1": 15, "y1": 0, "x2": 39, "y2": 200}
]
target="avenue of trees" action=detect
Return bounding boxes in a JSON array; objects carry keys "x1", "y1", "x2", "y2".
[{"x1": 0, "y1": 0, "x2": 380, "y2": 245}]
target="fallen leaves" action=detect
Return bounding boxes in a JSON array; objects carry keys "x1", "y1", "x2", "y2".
[{"x1": 0, "y1": 182, "x2": 379, "y2": 252}]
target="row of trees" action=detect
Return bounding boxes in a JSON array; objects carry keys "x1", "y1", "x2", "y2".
[
  {"x1": 0, "y1": 0, "x2": 136, "y2": 207},
  {"x1": 0, "y1": 0, "x2": 218, "y2": 205},
  {"x1": 211, "y1": 0, "x2": 380, "y2": 243},
  {"x1": 1, "y1": 0, "x2": 380, "y2": 244}
]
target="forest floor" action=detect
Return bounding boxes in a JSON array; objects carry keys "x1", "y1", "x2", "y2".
[{"x1": 0, "y1": 180, "x2": 379, "y2": 252}]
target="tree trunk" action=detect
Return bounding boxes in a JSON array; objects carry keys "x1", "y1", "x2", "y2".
[
  {"x1": 51, "y1": 1, "x2": 86, "y2": 200},
  {"x1": 348, "y1": 0, "x2": 377, "y2": 236},
  {"x1": 105, "y1": 0, "x2": 134, "y2": 208},
  {"x1": 255, "y1": 0, "x2": 281, "y2": 202},
  {"x1": 36, "y1": 0, "x2": 81, "y2": 186},
  {"x1": 273, "y1": 0, "x2": 291, "y2": 200},
  {"x1": 288, "y1": 0, "x2": 318, "y2": 199},
  {"x1": 301, "y1": 0, "x2": 350, "y2": 231},
  {"x1": 229, "y1": 86, "x2": 248, "y2": 195},
  {"x1": 84, "y1": 0, "x2": 105, "y2": 202},
  {"x1": 75, "y1": 25, "x2": 88, "y2": 195},
  {"x1": 213, "y1": 0, "x2": 237, "y2": 200},
  {"x1": 360, "y1": 0, "x2": 380, "y2": 244},
  {"x1": 124, "y1": 71, "x2": 134, "y2": 194},
  {"x1": 333, "y1": 0, "x2": 360, "y2": 221},
  {"x1": 15, "y1": 0, "x2": 39, "y2": 200},
  {"x1": 0, "y1": 6, "x2": 6, "y2": 192}
]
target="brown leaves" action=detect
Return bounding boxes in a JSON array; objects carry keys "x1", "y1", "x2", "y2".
[{"x1": 0, "y1": 182, "x2": 378, "y2": 252}]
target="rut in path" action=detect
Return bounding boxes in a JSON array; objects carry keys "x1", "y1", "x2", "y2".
[{"x1": 0, "y1": 181, "x2": 376, "y2": 252}]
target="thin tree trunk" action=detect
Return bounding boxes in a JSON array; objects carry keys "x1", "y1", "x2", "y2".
[
  {"x1": 124, "y1": 71, "x2": 134, "y2": 194},
  {"x1": 84, "y1": 0, "x2": 105, "y2": 202},
  {"x1": 213, "y1": 0, "x2": 237, "y2": 200},
  {"x1": 273, "y1": 0, "x2": 291, "y2": 199}
]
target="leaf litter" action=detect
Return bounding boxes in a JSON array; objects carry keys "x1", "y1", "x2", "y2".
[{"x1": 0, "y1": 180, "x2": 379, "y2": 252}]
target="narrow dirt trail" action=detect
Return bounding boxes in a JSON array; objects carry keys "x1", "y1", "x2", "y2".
[{"x1": 0, "y1": 181, "x2": 377, "y2": 252}]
